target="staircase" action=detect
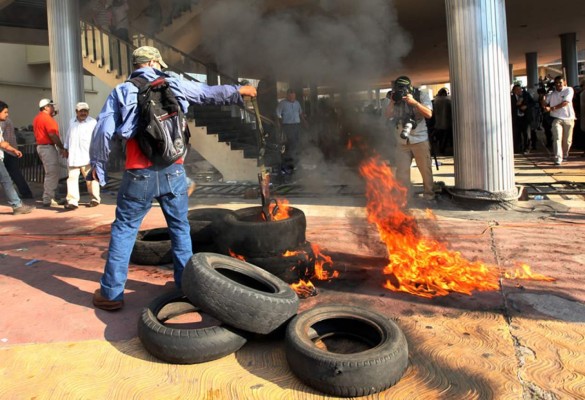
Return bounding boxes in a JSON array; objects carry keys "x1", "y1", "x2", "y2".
[{"x1": 80, "y1": 21, "x2": 278, "y2": 182}]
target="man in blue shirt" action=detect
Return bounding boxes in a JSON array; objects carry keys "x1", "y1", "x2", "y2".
[
  {"x1": 90, "y1": 46, "x2": 257, "y2": 311},
  {"x1": 276, "y1": 88, "x2": 307, "y2": 173}
]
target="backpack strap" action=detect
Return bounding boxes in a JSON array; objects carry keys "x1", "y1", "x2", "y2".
[{"x1": 127, "y1": 75, "x2": 149, "y2": 89}]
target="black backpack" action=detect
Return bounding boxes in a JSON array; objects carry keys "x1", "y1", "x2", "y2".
[{"x1": 128, "y1": 76, "x2": 189, "y2": 166}]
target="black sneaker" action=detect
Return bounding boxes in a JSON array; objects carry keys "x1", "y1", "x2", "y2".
[{"x1": 64, "y1": 203, "x2": 79, "y2": 211}]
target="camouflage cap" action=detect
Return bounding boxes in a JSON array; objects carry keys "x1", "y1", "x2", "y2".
[{"x1": 132, "y1": 46, "x2": 168, "y2": 69}]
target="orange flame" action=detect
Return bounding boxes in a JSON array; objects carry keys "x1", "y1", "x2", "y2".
[
  {"x1": 262, "y1": 198, "x2": 291, "y2": 221},
  {"x1": 228, "y1": 249, "x2": 246, "y2": 261},
  {"x1": 290, "y1": 279, "x2": 317, "y2": 298},
  {"x1": 359, "y1": 157, "x2": 553, "y2": 298},
  {"x1": 283, "y1": 250, "x2": 302, "y2": 257},
  {"x1": 311, "y1": 243, "x2": 339, "y2": 280},
  {"x1": 504, "y1": 263, "x2": 556, "y2": 281}
]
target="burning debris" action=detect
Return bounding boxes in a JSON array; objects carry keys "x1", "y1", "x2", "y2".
[
  {"x1": 359, "y1": 157, "x2": 555, "y2": 298},
  {"x1": 228, "y1": 242, "x2": 338, "y2": 298},
  {"x1": 262, "y1": 197, "x2": 292, "y2": 221},
  {"x1": 290, "y1": 280, "x2": 317, "y2": 299}
]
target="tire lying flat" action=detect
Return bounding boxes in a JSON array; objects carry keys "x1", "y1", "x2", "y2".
[
  {"x1": 182, "y1": 252, "x2": 300, "y2": 335},
  {"x1": 138, "y1": 290, "x2": 247, "y2": 364},
  {"x1": 131, "y1": 227, "x2": 173, "y2": 265},
  {"x1": 285, "y1": 304, "x2": 409, "y2": 397}
]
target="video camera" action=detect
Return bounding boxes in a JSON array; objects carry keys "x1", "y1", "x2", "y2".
[{"x1": 391, "y1": 76, "x2": 414, "y2": 104}]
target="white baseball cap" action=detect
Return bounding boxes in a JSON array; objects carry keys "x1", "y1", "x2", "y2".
[
  {"x1": 39, "y1": 98, "x2": 55, "y2": 109},
  {"x1": 75, "y1": 102, "x2": 90, "y2": 111}
]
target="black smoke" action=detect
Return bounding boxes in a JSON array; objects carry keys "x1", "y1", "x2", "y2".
[{"x1": 199, "y1": 0, "x2": 412, "y2": 86}]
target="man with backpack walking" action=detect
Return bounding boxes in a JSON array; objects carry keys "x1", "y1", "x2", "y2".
[{"x1": 89, "y1": 46, "x2": 257, "y2": 311}]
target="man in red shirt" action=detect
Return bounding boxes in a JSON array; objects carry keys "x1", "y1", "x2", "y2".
[{"x1": 32, "y1": 99, "x2": 66, "y2": 207}]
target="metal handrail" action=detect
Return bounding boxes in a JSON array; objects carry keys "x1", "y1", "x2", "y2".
[{"x1": 80, "y1": 20, "x2": 279, "y2": 153}]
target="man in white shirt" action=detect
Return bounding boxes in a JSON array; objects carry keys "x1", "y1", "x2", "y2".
[
  {"x1": 541, "y1": 76, "x2": 576, "y2": 165},
  {"x1": 63, "y1": 102, "x2": 100, "y2": 210}
]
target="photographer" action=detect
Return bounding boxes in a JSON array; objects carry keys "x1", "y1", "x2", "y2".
[{"x1": 385, "y1": 76, "x2": 435, "y2": 202}]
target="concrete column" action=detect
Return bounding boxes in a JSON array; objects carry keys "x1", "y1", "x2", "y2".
[
  {"x1": 46, "y1": 0, "x2": 84, "y2": 140},
  {"x1": 560, "y1": 32, "x2": 578, "y2": 87},
  {"x1": 445, "y1": 0, "x2": 516, "y2": 203},
  {"x1": 526, "y1": 52, "x2": 538, "y2": 89}
]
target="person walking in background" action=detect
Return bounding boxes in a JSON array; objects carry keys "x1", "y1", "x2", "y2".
[
  {"x1": 33, "y1": 98, "x2": 66, "y2": 207},
  {"x1": 540, "y1": 76, "x2": 576, "y2": 165},
  {"x1": 1, "y1": 117, "x2": 33, "y2": 199},
  {"x1": 63, "y1": 102, "x2": 100, "y2": 210},
  {"x1": 511, "y1": 84, "x2": 535, "y2": 154},
  {"x1": 276, "y1": 88, "x2": 308, "y2": 174},
  {"x1": 432, "y1": 87, "x2": 453, "y2": 155},
  {"x1": 89, "y1": 46, "x2": 257, "y2": 311},
  {"x1": 0, "y1": 101, "x2": 35, "y2": 215}
]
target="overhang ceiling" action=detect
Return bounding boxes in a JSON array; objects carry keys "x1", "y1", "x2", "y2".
[
  {"x1": 396, "y1": 0, "x2": 585, "y2": 85},
  {"x1": 0, "y1": 0, "x2": 583, "y2": 86}
]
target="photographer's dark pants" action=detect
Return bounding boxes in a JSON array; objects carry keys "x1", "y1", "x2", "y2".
[{"x1": 513, "y1": 116, "x2": 531, "y2": 153}]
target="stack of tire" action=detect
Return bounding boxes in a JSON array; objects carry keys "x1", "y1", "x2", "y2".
[
  {"x1": 212, "y1": 206, "x2": 315, "y2": 282},
  {"x1": 131, "y1": 206, "x2": 315, "y2": 283},
  {"x1": 138, "y1": 252, "x2": 409, "y2": 397}
]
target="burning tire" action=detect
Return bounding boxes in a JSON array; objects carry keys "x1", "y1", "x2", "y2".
[
  {"x1": 285, "y1": 305, "x2": 409, "y2": 397},
  {"x1": 137, "y1": 290, "x2": 247, "y2": 364},
  {"x1": 188, "y1": 208, "x2": 235, "y2": 244},
  {"x1": 131, "y1": 227, "x2": 173, "y2": 265},
  {"x1": 182, "y1": 252, "x2": 299, "y2": 334},
  {"x1": 244, "y1": 241, "x2": 315, "y2": 283},
  {"x1": 214, "y1": 206, "x2": 306, "y2": 258}
]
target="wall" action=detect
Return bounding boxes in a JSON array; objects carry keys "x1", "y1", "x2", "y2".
[{"x1": 0, "y1": 43, "x2": 110, "y2": 129}]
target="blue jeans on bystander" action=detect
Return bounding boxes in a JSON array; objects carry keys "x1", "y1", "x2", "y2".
[
  {"x1": 0, "y1": 158, "x2": 23, "y2": 209},
  {"x1": 99, "y1": 163, "x2": 192, "y2": 301}
]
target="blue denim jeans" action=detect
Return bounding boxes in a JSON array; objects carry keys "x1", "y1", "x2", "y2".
[
  {"x1": 100, "y1": 163, "x2": 192, "y2": 301},
  {"x1": 0, "y1": 157, "x2": 22, "y2": 209}
]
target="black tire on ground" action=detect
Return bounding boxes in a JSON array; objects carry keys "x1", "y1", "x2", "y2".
[
  {"x1": 214, "y1": 206, "x2": 307, "y2": 258},
  {"x1": 137, "y1": 290, "x2": 247, "y2": 364},
  {"x1": 285, "y1": 305, "x2": 409, "y2": 397},
  {"x1": 182, "y1": 252, "x2": 300, "y2": 335},
  {"x1": 244, "y1": 241, "x2": 315, "y2": 283},
  {"x1": 187, "y1": 208, "x2": 235, "y2": 244},
  {"x1": 131, "y1": 227, "x2": 172, "y2": 265}
]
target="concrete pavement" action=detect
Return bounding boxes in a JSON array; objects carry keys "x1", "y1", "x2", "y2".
[{"x1": 0, "y1": 151, "x2": 584, "y2": 399}]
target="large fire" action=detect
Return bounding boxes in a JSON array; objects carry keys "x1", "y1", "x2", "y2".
[{"x1": 359, "y1": 157, "x2": 555, "y2": 298}]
